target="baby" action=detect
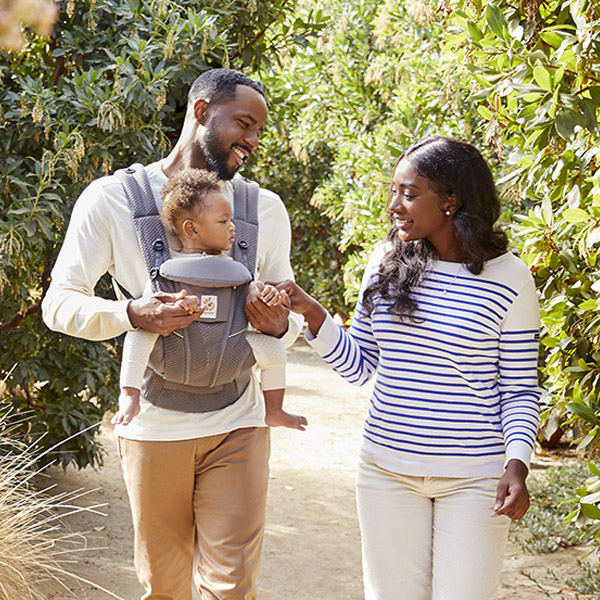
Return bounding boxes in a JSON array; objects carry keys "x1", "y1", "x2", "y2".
[{"x1": 112, "y1": 168, "x2": 307, "y2": 431}]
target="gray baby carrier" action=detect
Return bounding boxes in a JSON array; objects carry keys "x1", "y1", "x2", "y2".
[{"x1": 115, "y1": 164, "x2": 259, "y2": 413}]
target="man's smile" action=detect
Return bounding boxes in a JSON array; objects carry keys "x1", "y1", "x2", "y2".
[{"x1": 232, "y1": 146, "x2": 250, "y2": 163}]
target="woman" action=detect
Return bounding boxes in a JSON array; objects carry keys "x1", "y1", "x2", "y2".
[{"x1": 279, "y1": 136, "x2": 540, "y2": 600}]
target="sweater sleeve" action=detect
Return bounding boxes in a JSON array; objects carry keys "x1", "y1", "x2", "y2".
[
  {"x1": 120, "y1": 279, "x2": 159, "y2": 390},
  {"x1": 246, "y1": 331, "x2": 286, "y2": 391},
  {"x1": 41, "y1": 181, "x2": 134, "y2": 340},
  {"x1": 307, "y1": 305, "x2": 380, "y2": 387},
  {"x1": 120, "y1": 329, "x2": 159, "y2": 389},
  {"x1": 499, "y1": 277, "x2": 541, "y2": 469},
  {"x1": 306, "y1": 248, "x2": 382, "y2": 386},
  {"x1": 253, "y1": 186, "x2": 303, "y2": 349}
]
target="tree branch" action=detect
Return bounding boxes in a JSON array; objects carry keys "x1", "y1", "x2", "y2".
[
  {"x1": 0, "y1": 254, "x2": 51, "y2": 333},
  {"x1": 0, "y1": 302, "x2": 42, "y2": 333}
]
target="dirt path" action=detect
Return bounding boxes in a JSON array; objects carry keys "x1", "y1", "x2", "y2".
[{"x1": 47, "y1": 339, "x2": 596, "y2": 599}]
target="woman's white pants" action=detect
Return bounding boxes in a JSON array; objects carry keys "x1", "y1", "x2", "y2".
[{"x1": 356, "y1": 459, "x2": 511, "y2": 600}]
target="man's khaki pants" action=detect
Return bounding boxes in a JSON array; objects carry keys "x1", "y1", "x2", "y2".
[{"x1": 118, "y1": 427, "x2": 270, "y2": 600}]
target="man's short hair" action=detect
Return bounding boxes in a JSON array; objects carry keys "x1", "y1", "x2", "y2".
[
  {"x1": 188, "y1": 68, "x2": 264, "y2": 106},
  {"x1": 161, "y1": 168, "x2": 221, "y2": 232}
]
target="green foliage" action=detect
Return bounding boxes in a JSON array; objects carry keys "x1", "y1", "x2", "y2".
[
  {"x1": 445, "y1": 0, "x2": 600, "y2": 444},
  {"x1": 0, "y1": 0, "x2": 312, "y2": 468},
  {"x1": 515, "y1": 463, "x2": 590, "y2": 553},
  {"x1": 565, "y1": 461, "x2": 600, "y2": 547},
  {"x1": 245, "y1": 139, "x2": 353, "y2": 319},
  {"x1": 437, "y1": 0, "x2": 600, "y2": 552},
  {"x1": 254, "y1": 0, "x2": 600, "y2": 560},
  {"x1": 566, "y1": 559, "x2": 600, "y2": 596},
  {"x1": 256, "y1": 0, "x2": 483, "y2": 302}
]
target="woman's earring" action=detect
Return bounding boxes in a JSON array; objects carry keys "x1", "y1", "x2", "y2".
[{"x1": 445, "y1": 209, "x2": 451, "y2": 216}]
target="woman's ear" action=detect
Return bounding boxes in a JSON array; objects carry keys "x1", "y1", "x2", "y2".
[{"x1": 444, "y1": 193, "x2": 460, "y2": 216}]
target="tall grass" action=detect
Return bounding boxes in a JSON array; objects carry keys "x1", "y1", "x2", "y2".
[{"x1": 0, "y1": 386, "x2": 121, "y2": 599}]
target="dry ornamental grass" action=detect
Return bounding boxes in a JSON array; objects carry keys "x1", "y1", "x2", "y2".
[{"x1": 0, "y1": 403, "x2": 119, "y2": 600}]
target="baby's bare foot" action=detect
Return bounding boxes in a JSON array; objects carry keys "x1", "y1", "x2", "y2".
[{"x1": 265, "y1": 409, "x2": 307, "y2": 431}]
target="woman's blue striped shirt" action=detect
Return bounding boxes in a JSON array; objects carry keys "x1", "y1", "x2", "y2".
[{"x1": 307, "y1": 248, "x2": 541, "y2": 478}]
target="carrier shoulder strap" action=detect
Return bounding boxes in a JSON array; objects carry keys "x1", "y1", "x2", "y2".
[
  {"x1": 115, "y1": 163, "x2": 175, "y2": 294},
  {"x1": 231, "y1": 176, "x2": 259, "y2": 275}
]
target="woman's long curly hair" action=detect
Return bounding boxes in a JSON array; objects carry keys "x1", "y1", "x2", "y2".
[{"x1": 362, "y1": 136, "x2": 508, "y2": 318}]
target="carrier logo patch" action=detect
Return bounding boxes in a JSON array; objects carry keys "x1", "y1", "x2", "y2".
[{"x1": 201, "y1": 295, "x2": 218, "y2": 319}]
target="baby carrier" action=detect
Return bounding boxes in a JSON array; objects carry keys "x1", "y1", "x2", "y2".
[{"x1": 115, "y1": 164, "x2": 259, "y2": 413}]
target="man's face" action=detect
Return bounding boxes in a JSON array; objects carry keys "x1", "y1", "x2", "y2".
[{"x1": 199, "y1": 85, "x2": 268, "y2": 180}]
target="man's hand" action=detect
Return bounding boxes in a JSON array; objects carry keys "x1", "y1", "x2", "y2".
[
  {"x1": 492, "y1": 459, "x2": 530, "y2": 520},
  {"x1": 245, "y1": 281, "x2": 289, "y2": 338},
  {"x1": 127, "y1": 289, "x2": 202, "y2": 336}
]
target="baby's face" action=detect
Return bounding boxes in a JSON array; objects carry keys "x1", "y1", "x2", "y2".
[{"x1": 188, "y1": 192, "x2": 236, "y2": 253}]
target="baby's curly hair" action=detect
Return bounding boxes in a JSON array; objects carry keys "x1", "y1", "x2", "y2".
[{"x1": 161, "y1": 168, "x2": 222, "y2": 232}]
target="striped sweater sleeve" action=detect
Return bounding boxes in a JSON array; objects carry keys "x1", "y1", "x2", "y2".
[
  {"x1": 307, "y1": 248, "x2": 382, "y2": 386},
  {"x1": 499, "y1": 277, "x2": 541, "y2": 468},
  {"x1": 307, "y1": 303, "x2": 379, "y2": 387}
]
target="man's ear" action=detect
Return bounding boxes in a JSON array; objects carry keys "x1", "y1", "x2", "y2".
[{"x1": 193, "y1": 99, "x2": 210, "y2": 125}]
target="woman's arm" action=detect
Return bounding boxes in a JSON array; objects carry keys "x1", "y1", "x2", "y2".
[
  {"x1": 277, "y1": 279, "x2": 380, "y2": 387},
  {"x1": 495, "y1": 276, "x2": 541, "y2": 519}
]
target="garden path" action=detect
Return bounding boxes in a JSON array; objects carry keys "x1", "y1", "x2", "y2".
[{"x1": 47, "y1": 339, "x2": 596, "y2": 599}]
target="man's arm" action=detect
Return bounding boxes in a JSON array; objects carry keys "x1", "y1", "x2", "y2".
[{"x1": 42, "y1": 179, "x2": 199, "y2": 340}]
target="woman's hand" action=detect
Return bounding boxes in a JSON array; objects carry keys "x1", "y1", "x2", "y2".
[
  {"x1": 245, "y1": 281, "x2": 290, "y2": 338},
  {"x1": 276, "y1": 280, "x2": 328, "y2": 336},
  {"x1": 492, "y1": 459, "x2": 530, "y2": 520}
]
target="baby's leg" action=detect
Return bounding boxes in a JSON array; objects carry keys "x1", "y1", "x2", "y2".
[
  {"x1": 264, "y1": 388, "x2": 307, "y2": 431},
  {"x1": 111, "y1": 387, "x2": 141, "y2": 426}
]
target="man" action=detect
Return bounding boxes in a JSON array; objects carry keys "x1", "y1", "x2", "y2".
[{"x1": 42, "y1": 68, "x2": 302, "y2": 600}]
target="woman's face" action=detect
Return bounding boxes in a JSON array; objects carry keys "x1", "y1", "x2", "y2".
[{"x1": 389, "y1": 158, "x2": 459, "y2": 257}]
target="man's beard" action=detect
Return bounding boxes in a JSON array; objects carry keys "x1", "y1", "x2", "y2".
[{"x1": 200, "y1": 125, "x2": 238, "y2": 181}]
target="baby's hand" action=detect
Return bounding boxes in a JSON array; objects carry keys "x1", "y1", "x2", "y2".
[
  {"x1": 258, "y1": 283, "x2": 282, "y2": 307},
  {"x1": 175, "y1": 294, "x2": 201, "y2": 315}
]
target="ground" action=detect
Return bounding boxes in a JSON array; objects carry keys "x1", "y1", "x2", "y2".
[{"x1": 46, "y1": 339, "x2": 598, "y2": 599}]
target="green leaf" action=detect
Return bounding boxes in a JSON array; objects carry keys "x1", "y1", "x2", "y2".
[
  {"x1": 578, "y1": 299, "x2": 599, "y2": 311},
  {"x1": 533, "y1": 65, "x2": 553, "y2": 91},
  {"x1": 540, "y1": 30, "x2": 565, "y2": 48},
  {"x1": 522, "y1": 92, "x2": 545, "y2": 103},
  {"x1": 563, "y1": 208, "x2": 590, "y2": 223},
  {"x1": 477, "y1": 105, "x2": 492, "y2": 119},
  {"x1": 23, "y1": 220, "x2": 36, "y2": 236},
  {"x1": 542, "y1": 196, "x2": 553, "y2": 225},
  {"x1": 567, "y1": 402, "x2": 600, "y2": 426},
  {"x1": 467, "y1": 20, "x2": 483, "y2": 43},
  {"x1": 555, "y1": 108, "x2": 577, "y2": 141},
  {"x1": 485, "y1": 4, "x2": 507, "y2": 39},
  {"x1": 580, "y1": 501, "x2": 600, "y2": 519},
  {"x1": 541, "y1": 337, "x2": 560, "y2": 348}
]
